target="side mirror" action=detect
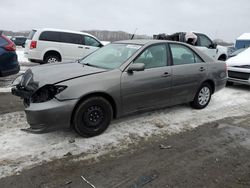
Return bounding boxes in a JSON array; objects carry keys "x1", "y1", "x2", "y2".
[{"x1": 128, "y1": 63, "x2": 145, "y2": 73}]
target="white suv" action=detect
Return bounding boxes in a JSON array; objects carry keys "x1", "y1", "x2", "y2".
[{"x1": 24, "y1": 28, "x2": 103, "y2": 64}]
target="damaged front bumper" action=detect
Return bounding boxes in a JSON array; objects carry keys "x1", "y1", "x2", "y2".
[
  {"x1": 11, "y1": 73, "x2": 78, "y2": 133},
  {"x1": 23, "y1": 98, "x2": 78, "y2": 133},
  {"x1": 12, "y1": 85, "x2": 77, "y2": 132}
]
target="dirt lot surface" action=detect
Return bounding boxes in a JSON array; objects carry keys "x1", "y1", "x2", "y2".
[
  {"x1": 0, "y1": 93, "x2": 23, "y2": 114},
  {"x1": 1, "y1": 115, "x2": 250, "y2": 188}
]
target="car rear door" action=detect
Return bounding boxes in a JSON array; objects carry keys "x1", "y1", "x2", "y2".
[
  {"x1": 169, "y1": 43, "x2": 208, "y2": 104},
  {"x1": 121, "y1": 44, "x2": 172, "y2": 114}
]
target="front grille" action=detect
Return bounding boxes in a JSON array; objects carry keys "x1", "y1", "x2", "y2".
[{"x1": 228, "y1": 71, "x2": 250, "y2": 80}]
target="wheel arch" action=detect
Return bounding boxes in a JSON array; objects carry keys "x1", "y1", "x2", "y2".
[
  {"x1": 202, "y1": 80, "x2": 215, "y2": 94},
  {"x1": 43, "y1": 50, "x2": 62, "y2": 62},
  {"x1": 218, "y1": 54, "x2": 227, "y2": 61},
  {"x1": 70, "y1": 92, "x2": 117, "y2": 126}
]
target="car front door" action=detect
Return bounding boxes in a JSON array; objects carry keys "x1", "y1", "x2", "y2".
[
  {"x1": 196, "y1": 34, "x2": 217, "y2": 59},
  {"x1": 121, "y1": 44, "x2": 172, "y2": 114},
  {"x1": 83, "y1": 35, "x2": 102, "y2": 57},
  {"x1": 169, "y1": 43, "x2": 208, "y2": 104}
]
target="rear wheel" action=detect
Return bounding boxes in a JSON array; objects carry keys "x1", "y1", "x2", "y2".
[
  {"x1": 73, "y1": 97, "x2": 112, "y2": 137},
  {"x1": 44, "y1": 55, "x2": 60, "y2": 64},
  {"x1": 191, "y1": 83, "x2": 212, "y2": 109}
]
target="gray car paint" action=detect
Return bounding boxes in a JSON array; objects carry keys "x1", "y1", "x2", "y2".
[{"x1": 12, "y1": 40, "x2": 227, "y2": 131}]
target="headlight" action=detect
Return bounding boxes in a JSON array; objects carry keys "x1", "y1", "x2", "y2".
[
  {"x1": 31, "y1": 85, "x2": 67, "y2": 103},
  {"x1": 12, "y1": 74, "x2": 24, "y2": 86}
]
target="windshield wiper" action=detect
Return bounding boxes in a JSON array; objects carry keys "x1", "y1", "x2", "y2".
[{"x1": 83, "y1": 63, "x2": 101, "y2": 68}]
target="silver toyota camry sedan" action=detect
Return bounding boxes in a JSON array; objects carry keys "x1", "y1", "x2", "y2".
[{"x1": 12, "y1": 40, "x2": 227, "y2": 137}]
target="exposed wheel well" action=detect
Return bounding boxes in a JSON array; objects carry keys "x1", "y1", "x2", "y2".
[
  {"x1": 43, "y1": 51, "x2": 62, "y2": 62},
  {"x1": 218, "y1": 54, "x2": 227, "y2": 61},
  {"x1": 202, "y1": 80, "x2": 215, "y2": 94},
  {"x1": 70, "y1": 92, "x2": 117, "y2": 126}
]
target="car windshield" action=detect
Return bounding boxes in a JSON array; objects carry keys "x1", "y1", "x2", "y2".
[{"x1": 79, "y1": 43, "x2": 142, "y2": 69}]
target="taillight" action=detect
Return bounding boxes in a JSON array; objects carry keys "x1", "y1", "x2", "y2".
[
  {"x1": 1, "y1": 35, "x2": 16, "y2": 51},
  {"x1": 4, "y1": 43, "x2": 16, "y2": 51},
  {"x1": 30, "y1": 41, "x2": 37, "y2": 49}
]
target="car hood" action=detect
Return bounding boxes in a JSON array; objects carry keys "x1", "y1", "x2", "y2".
[
  {"x1": 226, "y1": 47, "x2": 250, "y2": 67},
  {"x1": 20, "y1": 62, "x2": 107, "y2": 91}
]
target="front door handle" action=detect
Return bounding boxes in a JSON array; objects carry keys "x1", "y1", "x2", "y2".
[
  {"x1": 199, "y1": 67, "x2": 206, "y2": 72},
  {"x1": 85, "y1": 47, "x2": 90, "y2": 49},
  {"x1": 78, "y1": 46, "x2": 83, "y2": 49},
  {"x1": 161, "y1": 72, "x2": 171, "y2": 77}
]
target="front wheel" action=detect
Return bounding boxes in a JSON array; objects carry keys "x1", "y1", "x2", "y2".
[
  {"x1": 73, "y1": 97, "x2": 112, "y2": 137},
  {"x1": 190, "y1": 83, "x2": 212, "y2": 109}
]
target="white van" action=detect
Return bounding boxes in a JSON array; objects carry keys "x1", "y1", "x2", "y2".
[{"x1": 24, "y1": 28, "x2": 103, "y2": 64}]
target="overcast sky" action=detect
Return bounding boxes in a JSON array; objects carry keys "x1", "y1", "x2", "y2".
[{"x1": 1, "y1": 0, "x2": 249, "y2": 42}]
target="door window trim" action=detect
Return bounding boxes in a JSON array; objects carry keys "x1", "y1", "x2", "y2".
[
  {"x1": 168, "y1": 43, "x2": 205, "y2": 66},
  {"x1": 126, "y1": 43, "x2": 170, "y2": 71}
]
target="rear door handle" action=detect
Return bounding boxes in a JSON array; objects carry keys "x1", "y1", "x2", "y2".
[
  {"x1": 199, "y1": 67, "x2": 206, "y2": 72},
  {"x1": 78, "y1": 46, "x2": 83, "y2": 48},
  {"x1": 161, "y1": 72, "x2": 171, "y2": 77},
  {"x1": 85, "y1": 47, "x2": 90, "y2": 49}
]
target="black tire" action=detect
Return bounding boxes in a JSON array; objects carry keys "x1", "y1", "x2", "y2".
[
  {"x1": 190, "y1": 83, "x2": 212, "y2": 109},
  {"x1": 73, "y1": 97, "x2": 112, "y2": 137},
  {"x1": 44, "y1": 55, "x2": 60, "y2": 64}
]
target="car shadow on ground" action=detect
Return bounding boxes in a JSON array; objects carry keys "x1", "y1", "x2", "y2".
[{"x1": 226, "y1": 84, "x2": 250, "y2": 91}]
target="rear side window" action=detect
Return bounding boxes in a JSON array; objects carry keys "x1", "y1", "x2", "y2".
[
  {"x1": 0, "y1": 36, "x2": 8, "y2": 46},
  {"x1": 39, "y1": 31, "x2": 61, "y2": 42},
  {"x1": 84, "y1": 36, "x2": 101, "y2": 47},
  {"x1": 27, "y1": 30, "x2": 37, "y2": 40},
  {"x1": 60, "y1": 32, "x2": 83, "y2": 45},
  {"x1": 170, "y1": 43, "x2": 204, "y2": 65}
]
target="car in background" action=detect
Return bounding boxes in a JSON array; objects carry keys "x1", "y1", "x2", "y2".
[
  {"x1": 11, "y1": 36, "x2": 27, "y2": 47},
  {"x1": 226, "y1": 47, "x2": 250, "y2": 85},
  {"x1": 0, "y1": 32, "x2": 20, "y2": 77},
  {"x1": 228, "y1": 48, "x2": 246, "y2": 58},
  {"x1": 153, "y1": 32, "x2": 228, "y2": 61},
  {"x1": 12, "y1": 40, "x2": 227, "y2": 137},
  {"x1": 24, "y1": 28, "x2": 104, "y2": 64}
]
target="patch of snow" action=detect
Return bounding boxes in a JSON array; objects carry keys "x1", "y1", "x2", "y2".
[
  {"x1": 237, "y1": 33, "x2": 250, "y2": 40},
  {"x1": 0, "y1": 88, "x2": 11, "y2": 93},
  {"x1": 16, "y1": 47, "x2": 28, "y2": 63},
  {"x1": 0, "y1": 87, "x2": 250, "y2": 178}
]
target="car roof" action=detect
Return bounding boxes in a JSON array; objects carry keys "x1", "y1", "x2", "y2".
[
  {"x1": 34, "y1": 28, "x2": 98, "y2": 39},
  {"x1": 114, "y1": 39, "x2": 215, "y2": 63},
  {"x1": 114, "y1": 39, "x2": 187, "y2": 45}
]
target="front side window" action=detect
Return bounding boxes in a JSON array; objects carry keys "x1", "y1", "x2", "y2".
[
  {"x1": 170, "y1": 44, "x2": 204, "y2": 65},
  {"x1": 80, "y1": 43, "x2": 142, "y2": 69},
  {"x1": 84, "y1": 36, "x2": 102, "y2": 47},
  {"x1": 198, "y1": 34, "x2": 213, "y2": 48},
  {"x1": 133, "y1": 44, "x2": 167, "y2": 69}
]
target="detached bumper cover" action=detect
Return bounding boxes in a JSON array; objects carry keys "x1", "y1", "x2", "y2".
[{"x1": 24, "y1": 98, "x2": 78, "y2": 132}]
